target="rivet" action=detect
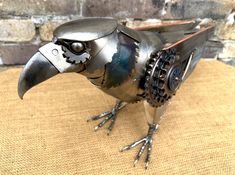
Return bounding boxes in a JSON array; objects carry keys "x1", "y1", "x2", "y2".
[{"x1": 52, "y1": 49, "x2": 58, "y2": 56}]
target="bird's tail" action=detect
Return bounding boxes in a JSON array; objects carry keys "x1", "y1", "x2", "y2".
[
  {"x1": 164, "y1": 25, "x2": 214, "y2": 81},
  {"x1": 133, "y1": 20, "x2": 200, "y2": 43}
]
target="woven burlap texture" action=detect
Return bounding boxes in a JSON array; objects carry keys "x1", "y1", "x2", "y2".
[{"x1": 0, "y1": 60, "x2": 234, "y2": 174}]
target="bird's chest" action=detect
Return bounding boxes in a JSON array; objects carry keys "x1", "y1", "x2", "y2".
[
  {"x1": 102, "y1": 41, "x2": 138, "y2": 89},
  {"x1": 97, "y1": 33, "x2": 141, "y2": 102}
]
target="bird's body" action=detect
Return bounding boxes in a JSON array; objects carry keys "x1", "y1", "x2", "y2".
[{"x1": 18, "y1": 18, "x2": 214, "y2": 169}]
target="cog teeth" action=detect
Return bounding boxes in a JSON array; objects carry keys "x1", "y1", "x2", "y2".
[
  {"x1": 146, "y1": 76, "x2": 150, "y2": 81},
  {"x1": 157, "y1": 97, "x2": 161, "y2": 102},
  {"x1": 152, "y1": 58, "x2": 157, "y2": 62},
  {"x1": 158, "y1": 80, "x2": 164, "y2": 88},
  {"x1": 60, "y1": 44, "x2": 91, "y2": 64},
  {"x1": 147, "y1": 70, "x2": 151, "y2": 75},
  {"x1": 62, "y1": 46, "x2": 67, "y2": 52},
  {"x1": 148, "y1": 64, "x2": 154, "y2": 68},
  {"x1": 62, "y1": 53, "x2": 68, "y2": 59},
  {"x1": 159, "y1": 89, "x2": 165, "y2": 96},
  {"x1": 150, "y1": 52, "x2": 157, "y2": 58},
  {"x1": 169, "y1": 59, "x2": 175, "y2": 64},
  {"x1": 66, "y1": 58, "x2": 75, "y2": 64},
  {"x1": 159, "y1": 71, "x2": 166, "y2": 79},
  {"x1": 144, "y1": 48, "x2": 178, "y2": 107},
  {"x1": 134, "y1": 42, "x2": 139, "y2": 46}
]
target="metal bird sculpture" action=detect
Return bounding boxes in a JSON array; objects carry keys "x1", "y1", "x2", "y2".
[{"x1": 18, "y1": 18, "x2": 214, "y2": 169}]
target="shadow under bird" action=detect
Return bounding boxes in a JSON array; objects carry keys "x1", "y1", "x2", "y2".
[{"x1": 18, "y1": 18, "x2": 214, "y2": 169}]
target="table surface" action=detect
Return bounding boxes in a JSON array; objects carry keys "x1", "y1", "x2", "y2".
[{"x1": 0, "y1": 60, "x2": 234, "y2": 175}]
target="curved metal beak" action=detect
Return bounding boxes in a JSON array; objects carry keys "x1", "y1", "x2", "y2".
[
  {"x1": 18, "y1": 52, "x2": 59, "y2": 99},
  {"x1": 18, "y1": 42, "x2": 86, "y2": 99}
]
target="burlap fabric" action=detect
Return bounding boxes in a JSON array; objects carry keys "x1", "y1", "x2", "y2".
[{"x1": 0, "y1": 60, "x2": 234, "y2": 174}]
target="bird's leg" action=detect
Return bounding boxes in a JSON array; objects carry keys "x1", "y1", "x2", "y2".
[
  {"x1": 87, "y1": 100, "x2": 127, "y2": 135},
  {"x1": 121, "y1": 101, "x2": 168, "y2": 169}
]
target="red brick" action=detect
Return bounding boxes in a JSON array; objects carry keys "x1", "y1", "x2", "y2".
[
  {"x1": 0, "y1": 0, "x2": 80, "y2": 16},
  {"x1": 83, "y1": 0, "x2": 165, "y2": 18}
]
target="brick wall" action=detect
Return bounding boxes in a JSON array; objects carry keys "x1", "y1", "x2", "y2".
[{"x1": 0, "y1": 0, "x2": 234, "y2": 65}]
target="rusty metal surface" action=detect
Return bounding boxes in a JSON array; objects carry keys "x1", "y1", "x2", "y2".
[{"x1": 132, "y1": 20, "x2": 198, "y2": 32}]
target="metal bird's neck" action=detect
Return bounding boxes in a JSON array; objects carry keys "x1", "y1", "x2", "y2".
[{"x1": 79, "y1": 25, "x2": 164, "y2": 103}]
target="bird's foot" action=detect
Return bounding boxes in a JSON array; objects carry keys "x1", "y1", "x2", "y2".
[
  {"x1": 87, "y1": 101, "x2": 126, "y2": 135},
  {"x1": 120, "y1": 124, "x2": 159, "y2": 169}
]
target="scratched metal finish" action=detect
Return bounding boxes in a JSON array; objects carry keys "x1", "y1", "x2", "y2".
[
  {"x1": 98, "y1": 30, "x2": 163, "y2": 103},
  {"x1": 17, "y1": 18, "x2": 214, "y2": 168},
  {"x1": 103, "y1": 32, "x2": 137, "y2": 88}
]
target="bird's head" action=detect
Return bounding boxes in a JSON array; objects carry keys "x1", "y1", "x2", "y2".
[{"x1": 18, "y1": 18, "x2": 118, "y2": 99}]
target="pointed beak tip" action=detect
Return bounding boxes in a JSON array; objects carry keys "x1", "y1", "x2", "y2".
[
  {"x1": 17, "y1": 51, "x2": 59, "y2": 100},
  {"x1": 17, "y1": 81, "x2": 25, "y2": 100},
  {"x1": 18, "y1": 91, "x2": 24, "y2": 100}
]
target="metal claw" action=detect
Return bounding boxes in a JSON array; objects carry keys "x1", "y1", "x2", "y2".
[
  {"x1": 133, "y1": 141, "x2": 148, "y2": 167},
  {"x1": 87, "y1": 111, "x2": 111, "y2": 122},
  {"x1": 145, "y1": 139, "x2": 153, "y2": 169},
  {"x1": 120, "y1": 137, "x2": 146, "y2": 152},
  {"x1": 107, "y1": 116, "x2": 117, "y2": 135},
  {"x1": 94, "y1": 114, "x2": 113, "y2": 131}
]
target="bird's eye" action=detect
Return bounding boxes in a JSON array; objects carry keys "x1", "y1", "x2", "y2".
[{"x1": 71, "y1": 42, "x2": 84, "y2": 54}]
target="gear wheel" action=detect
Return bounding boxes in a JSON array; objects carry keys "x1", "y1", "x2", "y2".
[
  {"x1": 62, "y1": 45, "x2": 91, "y2": 64},
  {"x1": 144, "y1": 48, "x2": 184, "y2": 107}
]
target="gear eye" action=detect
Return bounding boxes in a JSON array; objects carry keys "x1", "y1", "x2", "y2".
[{"x1": 71, "y1": 42, "x2": 84, "y2": 54}]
